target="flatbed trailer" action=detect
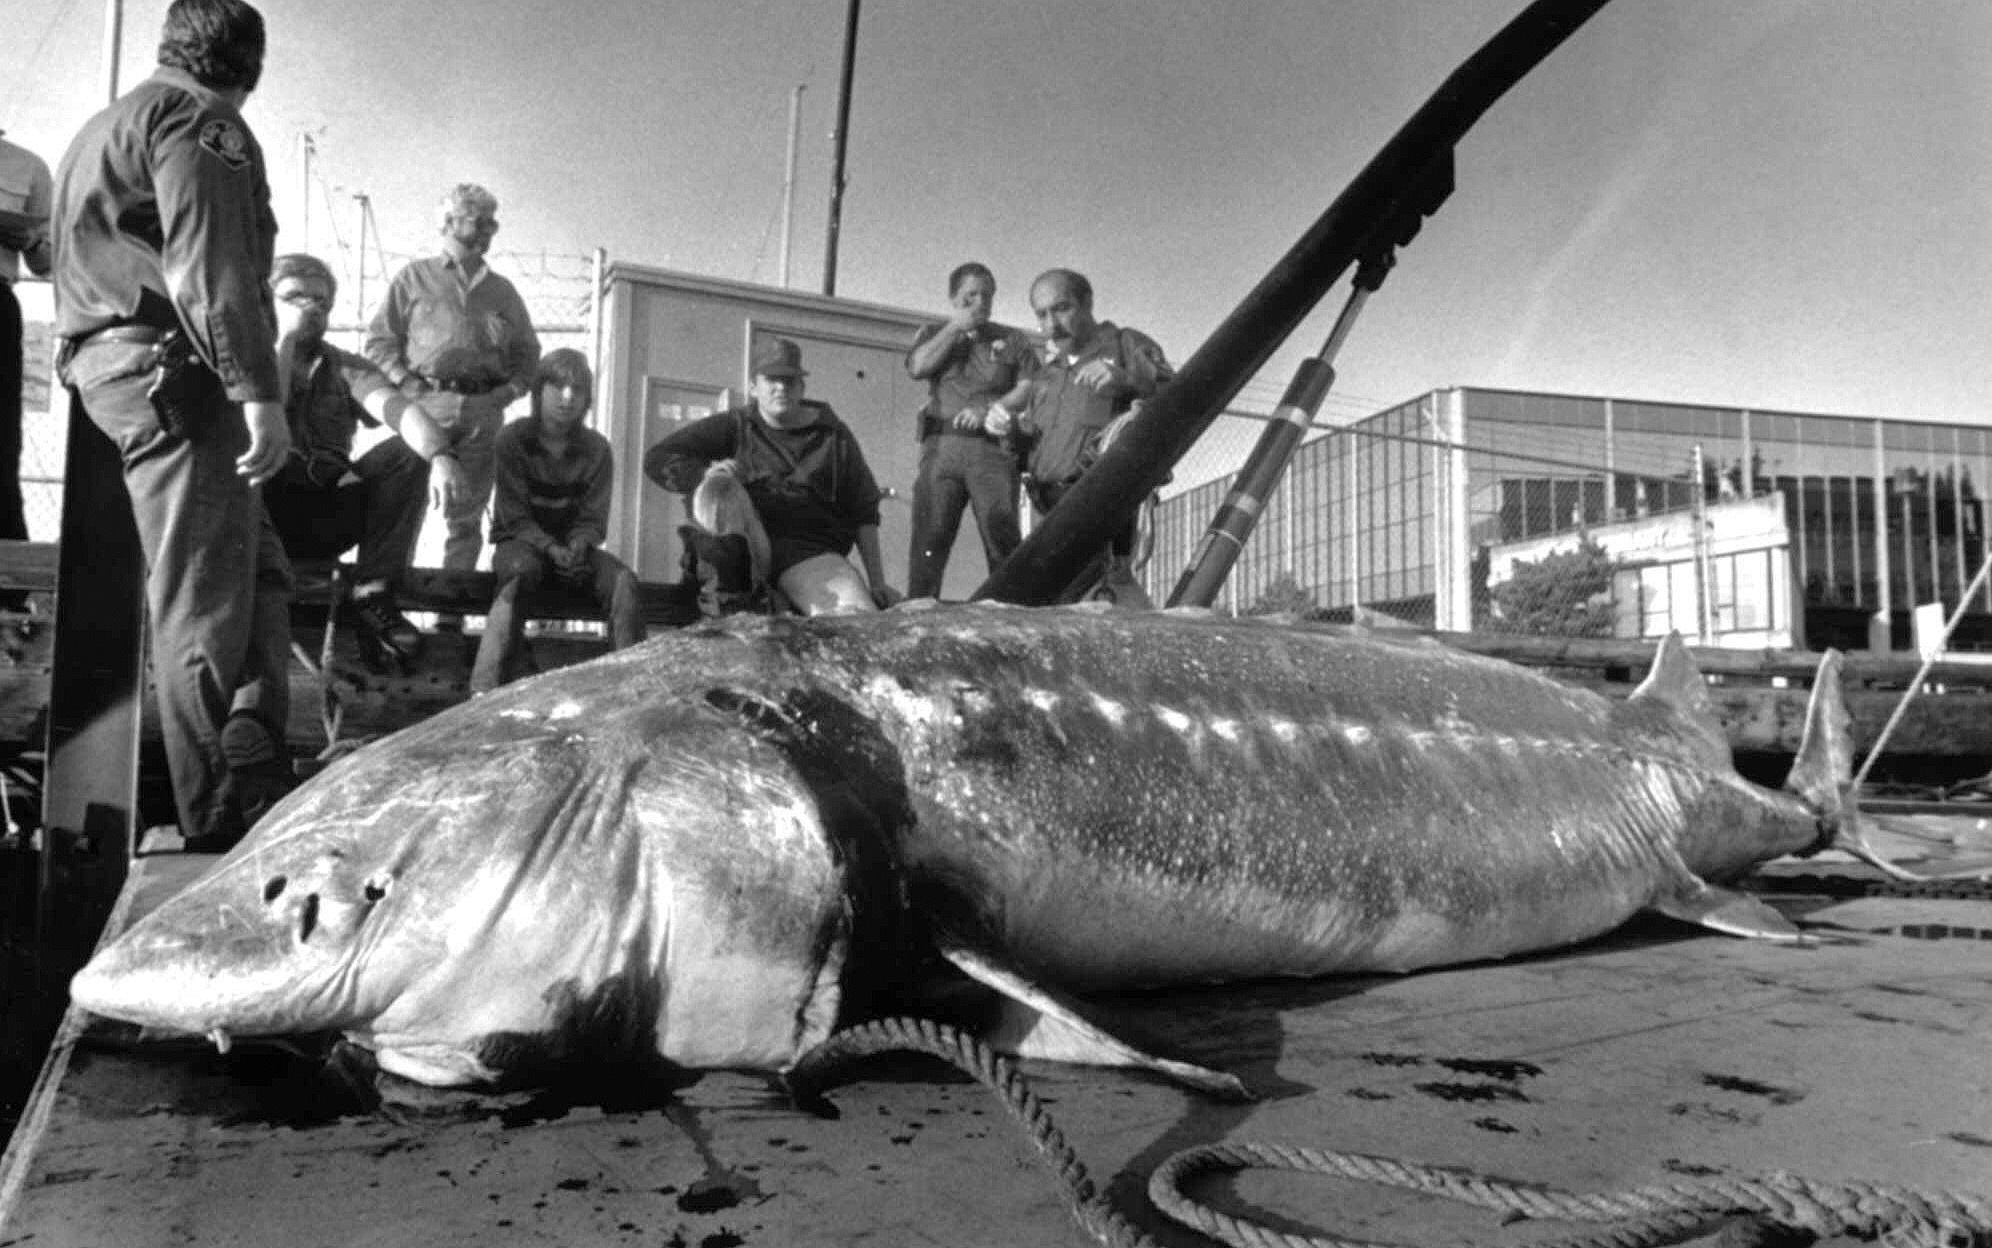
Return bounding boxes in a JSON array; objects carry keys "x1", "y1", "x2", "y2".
[{"x1": 4, "y1": 829, "x2": 1990, "y2": 1248}]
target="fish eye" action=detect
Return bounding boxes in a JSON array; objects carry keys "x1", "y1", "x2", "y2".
[
  {"x1": 363, "y1": 875, "x2": 392, "y2": 904},
  {"x1": 262, "y1": 875, "x2": 287, "y2": 903}
]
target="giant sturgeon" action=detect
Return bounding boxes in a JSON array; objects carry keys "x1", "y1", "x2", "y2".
[{"x1": 73, "y1": 603, "x2": 1870, "y2": 1092}]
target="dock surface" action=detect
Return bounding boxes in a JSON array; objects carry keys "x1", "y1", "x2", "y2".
[{"x1": 4, "y1": 832, "x2": 1991, "y2": 1248}]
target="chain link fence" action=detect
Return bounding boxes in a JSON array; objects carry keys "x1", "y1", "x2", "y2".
[{"x1": 1145, "y1": 397, "x2": 1795, "y2": 647}]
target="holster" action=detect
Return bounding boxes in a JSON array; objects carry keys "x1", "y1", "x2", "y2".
[{"x1": 146, "y1": 332, "x2": 228, "y2": 439}]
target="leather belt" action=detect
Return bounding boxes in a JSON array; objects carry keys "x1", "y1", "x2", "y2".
[
  {"x1": 72, "y1": 324, "x2": 170, "y2": 348},
  {"x1": 424, "y1": 375, "x2": 502, "y2": 396}
]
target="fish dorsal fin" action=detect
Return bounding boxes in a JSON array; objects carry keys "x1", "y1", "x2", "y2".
[
  {"x1": 1648, "y1": 876, "x2": 1804, "y2": 943},
  {"x1": 1631, "y1": 632, "x2": 1712, "y2": 718},
  {"x1": 936, "y1": 941, "x2": 1248, "y2": 1099},
  {"x1": 1627, "y1": 633, "x2": 1729, "y2": 768}
]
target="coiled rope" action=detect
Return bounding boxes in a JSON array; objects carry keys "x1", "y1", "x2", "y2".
[
  {"x1": 786, "y1": 1015, "x2": 1160, "y2": 1248},
  {"x1": 789, "y1": 1017, "x2": 1992, "y2": 1248}
]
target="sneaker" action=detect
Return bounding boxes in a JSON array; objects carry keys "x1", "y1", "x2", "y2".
[{"x1": 351, "y1": 593, "x2": 424, "y2": 665}]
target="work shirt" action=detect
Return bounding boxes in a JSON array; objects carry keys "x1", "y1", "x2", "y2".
[
  {"x1": 363, "y1": 254, "x2": 539, "y2": 394},
  {"x1": 905, "y1": 319, "x2": 1039, "y2": 439},
  {"x1": 1023, "y1": 321, "x2": 1172, "y2": 488},
  {"x1": 285, "y1": 343, "x2": 401, "y2": 466},
  {"x1": 489, "y1": 415, "x2": 614, "y2": 551},
  {"x1": 644, "y1": 402, "x2": 883, "y2": 568},
  {"x1": 0, "y1": 134, "x2": 53, "y2": 283},
  {"x1": 51, "y1": 68, "x2": 281, "y2": 401}
]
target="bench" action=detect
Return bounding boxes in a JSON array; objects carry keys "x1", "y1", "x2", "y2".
[{"x1": 0, "y1": 540, "x2": 704, "y2": 763}]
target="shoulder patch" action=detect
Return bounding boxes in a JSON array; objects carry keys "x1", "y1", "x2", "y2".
[{"x1": 198, "y1": 119, "x2": 252, "y2": 171}]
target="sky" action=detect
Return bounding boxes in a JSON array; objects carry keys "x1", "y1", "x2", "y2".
[{"x1": 7, "y1": 0, "x2": 1992, "y2": 434}]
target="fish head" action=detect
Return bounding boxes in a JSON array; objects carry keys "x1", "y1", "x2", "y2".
[{"x1": 72, "y1": 665, "x2": 867, "y2": 1085}]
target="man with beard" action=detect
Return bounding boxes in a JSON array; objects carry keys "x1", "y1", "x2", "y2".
[
  {"x1": 263, "y1": 252, "x2": 466, "y2": 667},
  {"x1": 363, "y1": 183, "x2": 539, "y2": 627}
]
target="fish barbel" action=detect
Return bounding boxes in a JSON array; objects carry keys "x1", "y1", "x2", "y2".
[{"x1": 71, "y1": 603, "x2": 1865, "y2": 1091}]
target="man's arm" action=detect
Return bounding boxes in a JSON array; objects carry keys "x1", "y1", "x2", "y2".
[
  {"x1": 643, "y1": 412, "x2": 736, "y2": 495},
  {"x1": 361, "y1": 268, "x2": 416, "y2": 386},
  {"x1": 154, "y1": 104, "x2": 281, "y2": 404},
  {"x1": 340, "y1": 351, "x2": 468, "y2": 506},
  {"x1": 903, "y1": 321, "x2": 959, "y2": 381},
  {"x1": 855, "y1": 523, "x2": 898, "y2": 607},
  {"x1": 10, "y1": 152, "x2": 53, "y2": 277},
  {"x1": 566, "y1": 439, "x2": 615, "y2": 554},
  {"x1": 489, "y1": 429, "x2": 559, "y2": 553}
]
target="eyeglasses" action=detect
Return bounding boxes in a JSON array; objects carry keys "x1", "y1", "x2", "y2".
[{"x1": 277, "y1": 289, "x2": 333, "y2": 309}]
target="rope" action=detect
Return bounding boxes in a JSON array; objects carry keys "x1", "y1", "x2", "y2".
[
  {"x1": 785, "y1": 1017, "x2": 1159, "y2": 1248},
  {"x1": 790, "y1": 1019, "x2": 1992, "y2": 1248},
  {"x1": 1149, "y1": 1143, "x2": 1992, "y2": 1248}
]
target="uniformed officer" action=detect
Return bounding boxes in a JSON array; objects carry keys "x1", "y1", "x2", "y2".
[{"x1": 51, "y1": 0, "x2": 295, "y2": 850}]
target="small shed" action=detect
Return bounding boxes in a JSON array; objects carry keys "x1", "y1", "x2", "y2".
[{"x1": 596, "y1": 265, "x2": 989, "y2": 598}]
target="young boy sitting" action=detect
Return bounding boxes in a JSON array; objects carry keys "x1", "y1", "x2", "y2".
[{"x1": 470, "y1": 349, "x2": 645, "y2": 693}]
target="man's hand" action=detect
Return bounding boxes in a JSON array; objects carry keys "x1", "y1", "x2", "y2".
[
  {"x1": 984, "y1": 403, "x2": 1015, "y2": 438},
  {"x1": 705, "y1": 459, "x2": 738, "y2": 480},
  {"x1": 870, "y1": 581, "x2": 904, "y2": 610},
  {"x1": 946, "y1": 297, "x2": 988, "y2": 336},
  {"x1": 1074, "y1": 357, "x2": 1126, "y2": 393},
  {"x1": 429, "y1": 453, "x2": 468, "y2": 511},
  {"x1": 547, "y1": 542, "x2": 579, "y2": 573},
  {"x1": 1095, "y1": 408, "x2": 1138, "y2": 458},
  {"x1": 951, "y1": 405, "x2": 986, "y2": 431},
  {"x1": 238, "y1": 401, "x2": 292, "y2": 485}
]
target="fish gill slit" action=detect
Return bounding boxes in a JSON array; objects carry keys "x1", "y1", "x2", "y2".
[{"x1": 298, "y1": 892, "x2": 320, "y2": 944}]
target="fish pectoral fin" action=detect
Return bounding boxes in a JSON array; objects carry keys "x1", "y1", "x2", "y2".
[
  {"x1": 937, "y1": 943, "x2": 1250, "y2": 1100},
  {"x1": 1648, "y1": 880, "x2": 1803, "y2": 943}
]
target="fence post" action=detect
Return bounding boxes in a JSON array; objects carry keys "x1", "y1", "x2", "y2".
[{"x1": 1692, "y1": 443, "x2": 1714, "y2": 643}]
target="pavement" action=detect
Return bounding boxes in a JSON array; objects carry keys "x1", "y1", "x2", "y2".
[{"x1": 2, "y1": 840, "x2": 1989, "y2": 1248}]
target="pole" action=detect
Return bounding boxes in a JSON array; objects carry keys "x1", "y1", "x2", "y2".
[
  {"x1": 1166, "y1": 257, "x2": 1390, "y2": 608},
  {"x1": 781, "y1": 84, "x2": 805, "y2": 288},
  {"x1": 300, "y1": 133, "x2": 314, "y2": 256},
  {"x1": 100, "y1": 0, "x2": 123, "y2": 103},
  {"x1": 352, "y1": 192, "x2": 368, "y2": 347},
  {"x1": 822, "y1": 0, "x2": 860, "y2": 296},
  {"x1": 1692, "y1": 443, "x2": 1714, "y2": 643},
  {"x1": 974, "y1": 0, "x2": 1613, "y2": 606}
]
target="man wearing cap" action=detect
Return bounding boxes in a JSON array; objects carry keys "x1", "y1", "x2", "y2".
[
  {"x1": 363, "y1": 183, "x2": 539, "y2": 620},
  {"x1": 0, "y1": 126, "x2": 53, "y2": 609},
  {"x1": 50, "y1": 0, "x2": 295, "y2": 849},
  {"x1": 644, "y1": 337, "x2": 900, "y2": 615}
]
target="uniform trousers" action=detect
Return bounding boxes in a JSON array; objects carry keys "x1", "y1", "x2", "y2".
[
  {"x1": 905, "y1": 432, "x2": 1021, "y2": 600},
  {"x1": 65, "y1": 337, "x2": 293, "y2": 841}
]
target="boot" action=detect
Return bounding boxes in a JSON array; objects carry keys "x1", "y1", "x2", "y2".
[{"x1": 350, "y1": 592, "x2": 423, "y2": 670}]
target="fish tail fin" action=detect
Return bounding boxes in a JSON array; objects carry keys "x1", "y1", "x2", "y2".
[
  {"x1": 1782, "y1": 649, "x2": 1948, "y2": 881},
  {"x1": 1783, "y1": 647, "x2": 1881, "y2": 864},
  {"x1": 1783, "y1": 649, "x2": 1853, "y2": 830}
]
